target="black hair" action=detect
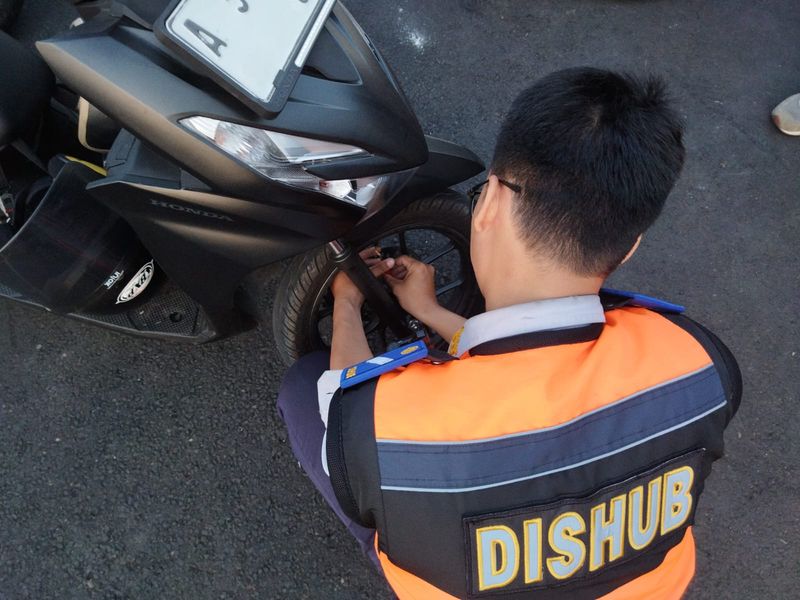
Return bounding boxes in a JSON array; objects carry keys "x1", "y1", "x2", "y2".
[{"x1": 491, "y1": 67, "x2": 685, "y2": 275}]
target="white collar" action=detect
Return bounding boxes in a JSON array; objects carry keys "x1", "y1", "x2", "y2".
[{"x1": 452, "y1": 295, "x2": 606, "y2": 356}]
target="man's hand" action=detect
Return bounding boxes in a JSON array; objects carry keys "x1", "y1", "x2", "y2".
[
  {"x1": 330, "y1": 247, "x2": 396, "y2": 308},
  {"x1": 329, "y1": 247, "x2": 395, "y2": 370},
  {"x1": 384, "y1": 255, "x2": 439, "y2": 321},
  {"x1": 386, "y1": 255, "x2": 467, "y2": 343}
]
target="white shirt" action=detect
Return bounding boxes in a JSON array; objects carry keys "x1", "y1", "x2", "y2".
[{"x1": 452, "y1": 295, "x2": 606, "y2": 356}]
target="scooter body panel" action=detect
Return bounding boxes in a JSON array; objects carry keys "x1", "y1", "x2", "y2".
[{"x1": 0, "y1": 30, "x2": 53, "y2": 147}]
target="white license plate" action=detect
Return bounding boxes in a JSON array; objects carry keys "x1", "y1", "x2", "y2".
[{"x1": 164, "y1": 0, "x2": 334, "y2": 108}]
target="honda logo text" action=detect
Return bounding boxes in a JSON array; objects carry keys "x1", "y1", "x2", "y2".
[{"x1": 150, "y1": 198, "x2": 234, "y2": 222}]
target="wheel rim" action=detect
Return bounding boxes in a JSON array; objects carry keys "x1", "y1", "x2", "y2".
[{"x1": 306, "y1": 224, "x2": 475, "y2": 355}]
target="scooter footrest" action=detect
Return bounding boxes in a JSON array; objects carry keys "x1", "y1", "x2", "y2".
[{"x1": 70, "y1": 281, "x2": 214, "y2": 341}]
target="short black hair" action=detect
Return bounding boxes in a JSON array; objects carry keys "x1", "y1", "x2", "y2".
[{"x1": 491, "y1": 67, "x2": 685, "y2": 275}]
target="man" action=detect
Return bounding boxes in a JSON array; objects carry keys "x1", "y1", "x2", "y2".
[{"x1": 278, "y1": 67, "x2": 741, "y2": 599}]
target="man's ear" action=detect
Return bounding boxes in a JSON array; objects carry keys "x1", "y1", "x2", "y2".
[
  {"x1": 620, "y1": 235, "x2": 643, "y2": 265},
  {"x1": 473, "y1": 174, "x2": 502, "y2": 232}
]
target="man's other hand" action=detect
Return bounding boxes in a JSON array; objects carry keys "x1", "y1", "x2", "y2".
[
  {"x1": 385, "y1": 255, "x2": 440, "y2": 321},
  {"x1": 330, "y1": 247, "x2": 396, "y2": 309}
]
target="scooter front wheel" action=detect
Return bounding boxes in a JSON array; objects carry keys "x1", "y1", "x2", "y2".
[{"x1": 271, "y1": 190, "x2": 483, "y2": 366}]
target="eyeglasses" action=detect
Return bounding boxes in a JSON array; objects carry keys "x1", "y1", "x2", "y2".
[{"x1": 467, "y1": 178, "x2": 522, "y2": 213}]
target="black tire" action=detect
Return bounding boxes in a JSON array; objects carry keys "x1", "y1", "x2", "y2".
[
  {"x1": 271, "y1": 190, "x2": 483, "y2": 365},
  {"x1": 0, "y1": 0, "x2": 22, "y2": 31}
]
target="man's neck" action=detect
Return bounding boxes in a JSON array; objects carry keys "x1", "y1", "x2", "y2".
[{"x1": 483, "y1": 270, "x2": 604, "y2": 312}]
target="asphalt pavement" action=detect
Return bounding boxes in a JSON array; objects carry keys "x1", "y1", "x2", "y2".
[{"x1": 1, "y1": 0, "x2": 799, "y2": 598}]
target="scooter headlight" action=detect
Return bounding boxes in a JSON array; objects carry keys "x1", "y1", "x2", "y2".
[{"x1": 181, "y1": 116, "x2": 397, "y2": 207}]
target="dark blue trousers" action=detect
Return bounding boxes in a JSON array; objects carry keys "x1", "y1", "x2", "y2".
[{"x1": 276, "y1": 352, "x2": 382, "y2": 571}]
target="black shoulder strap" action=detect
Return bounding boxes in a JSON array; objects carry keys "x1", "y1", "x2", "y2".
[
  {"x1": 470, "y1": 323, "x2": 605, "y2": 356},
  {"x1": 326, "y1": 379, "x2": 386, "y2": 533},
  {"x1": 662, "y1": 313, "x2": 743, "y2": 425}
]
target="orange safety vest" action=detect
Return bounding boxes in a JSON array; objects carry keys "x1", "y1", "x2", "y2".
[{"x1": 326, "y1": 307, "x2": 740, "y2": 599}]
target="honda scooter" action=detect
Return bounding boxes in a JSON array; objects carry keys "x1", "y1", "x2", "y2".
[{"x1": 0, "y1": 0, "x2": 484, "y2": 364}]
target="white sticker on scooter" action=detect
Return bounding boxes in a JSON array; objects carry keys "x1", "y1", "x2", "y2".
[
  {"x1": 103, "y1": 270, "x2": 124, "y2": 289},
  {"x1": 116, "y1": 261, "x2": 154, "y2": 304}
]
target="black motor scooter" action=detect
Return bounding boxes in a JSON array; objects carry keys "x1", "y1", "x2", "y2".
[{"x1": 0, "y1": 0, "x2": 484, "y2": 364}]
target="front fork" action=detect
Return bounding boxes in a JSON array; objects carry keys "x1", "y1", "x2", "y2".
[{"x1": 327, "y1": 239, "x2": 424, "y2": 345}]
